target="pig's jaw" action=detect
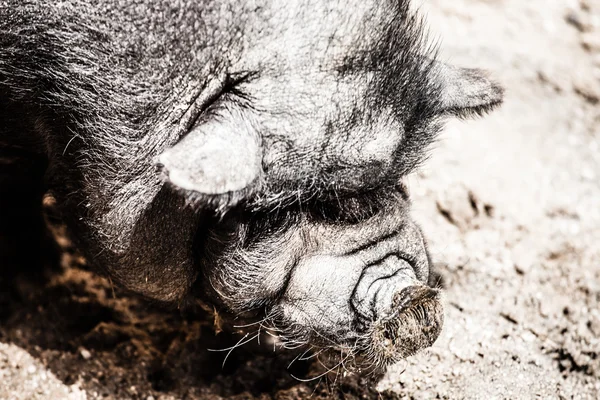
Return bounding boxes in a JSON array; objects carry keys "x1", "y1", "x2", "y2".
[{"x1": 202, "y1": 201, "x2": 444, "y2": 369}]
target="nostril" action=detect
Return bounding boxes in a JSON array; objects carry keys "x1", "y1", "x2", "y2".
[
  {"x1": 390, "y1": 285, "x2": 441, "y2": 315},
  {"x1": 382, "y1": 329, "x2": 392, "y2": 341}
]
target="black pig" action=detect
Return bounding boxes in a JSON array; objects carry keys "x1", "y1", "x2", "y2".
[{"x1": 0, "y1": 0, "x2": 502, "y2": 369}]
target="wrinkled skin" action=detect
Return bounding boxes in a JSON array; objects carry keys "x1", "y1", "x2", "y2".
[{"x1": 0, "y1": 0, "x2": 502, "y2": 368}]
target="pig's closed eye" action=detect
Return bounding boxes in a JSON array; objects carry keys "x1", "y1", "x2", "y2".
[
  {"x1": 220, "y1": 71, "x2": 258, "y2": 102},
  {"x1": 311, "y1": 193, "x2": 385, "y2": 224},
  {"x1": 311, "y1": 184, "x2": 410, "y2": 225}
]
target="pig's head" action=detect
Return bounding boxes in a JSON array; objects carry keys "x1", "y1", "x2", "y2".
[
  {"x1": 4, "y1": 0, "x2": 501, "y2": 370},
  {"x1": 153, "y1": 1, "x2": 503, "y2": 368}
]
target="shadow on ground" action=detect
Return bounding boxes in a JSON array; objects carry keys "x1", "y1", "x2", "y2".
[{"x1": 0, "y1": 219, "x2": 397, "y2": 399}]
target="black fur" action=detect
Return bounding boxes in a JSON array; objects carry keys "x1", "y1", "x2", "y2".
[{"x1": 0, "y1": 0, "x2": 502, "y2": 366}]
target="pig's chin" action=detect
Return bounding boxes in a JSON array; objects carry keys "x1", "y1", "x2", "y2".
[{"x1": 270, "y1": 288, "x2": 443, "y2": 371}]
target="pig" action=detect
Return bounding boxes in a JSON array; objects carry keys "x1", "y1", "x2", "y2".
[{"x1": 0, "y1": 0, "x2": 502, "y2": 370}]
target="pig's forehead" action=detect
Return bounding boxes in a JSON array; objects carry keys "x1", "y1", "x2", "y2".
[
  {"x1": 88, "y1": 0, "x2": 423, "y2": 70},
  {"x1": 231, "y1": 1, "x2": 426, "y2": 69},
  {"x1": 234, "y1": 1, "x2": 382, "y2": 64},
  {"x1": 36, "y1": 0, "x2": 429, "y2": 99}
]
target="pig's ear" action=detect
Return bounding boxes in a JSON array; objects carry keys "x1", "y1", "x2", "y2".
[
  {"x1": 434, "y1": 62, "x2": 504, "y2": 118},
  {"x1": 157, "y1": 109, "x2": 262, "y2": 200}
]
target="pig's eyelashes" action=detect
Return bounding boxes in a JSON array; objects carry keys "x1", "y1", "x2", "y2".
[{"x1": 222, "y1": 70, "x2": 259, "y2": 99}]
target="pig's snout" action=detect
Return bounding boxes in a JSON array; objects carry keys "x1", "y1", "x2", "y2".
[
  {"x1": 369, "y1": 285, "x2": 443, "y2": 365},
  {"x1": 202, "y1": 203, "x2": 443, "y2": 370},
  {"x1": 351, "y1": 254, "x2": 421, "y2": 323},
  {"x1": 351, "y1": 255, "x2": 444, "y2": 366}
]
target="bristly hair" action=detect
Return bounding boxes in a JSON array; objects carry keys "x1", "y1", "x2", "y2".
[{"x1": 336, "y1": 0, "x2": 443, "y2": 178}]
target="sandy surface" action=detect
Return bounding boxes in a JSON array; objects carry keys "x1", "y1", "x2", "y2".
[{"x1": 1, "y1": 0, "x2": 599, "y2": 399}]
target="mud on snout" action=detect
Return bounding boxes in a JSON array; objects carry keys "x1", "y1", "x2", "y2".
[
  {"x1": 365, "y1": 285, "x2": 443, "y2": 367},
  {"x1": 200, "y1": 204, "x2": 444, "y2": 372}
]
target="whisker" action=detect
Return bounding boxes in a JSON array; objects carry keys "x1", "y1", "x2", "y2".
[
  {"x1": 207, "y1": 331, "x2": 260, "y2": 368},
  {"x1": 222, "y1": 332, "x2": 260, "y2": 368},
  {"x1": 300, "y1": 348, "x2": 325, "y2": 361},
  {"x1": 232, "y1": 316, "x2": 268, "y2": 328}
]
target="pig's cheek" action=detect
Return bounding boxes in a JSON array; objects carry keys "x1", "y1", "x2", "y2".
[
  {"x1": 268, "y1": 255, "x2": 363, "y2": 340},
  {"x1": 270, "y1": 300, "x2": 358, "y2": 345},
  {"x1": 198, "y1": 251, "x2": 296, "y2": 314},
  {"x1": 201, "y1": 221, "x2": 312, "y2": 313}
]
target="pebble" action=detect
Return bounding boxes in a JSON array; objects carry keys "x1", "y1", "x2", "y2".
[
  {"x1": 573, "y1": 78, "x2": 600, "y2": 104},
  {"x1": 80, "y1": 348, "x2": 92, "y2": 360},
  {"x1": 581, "y1": 32, "x2": 600, "y2": 51}
]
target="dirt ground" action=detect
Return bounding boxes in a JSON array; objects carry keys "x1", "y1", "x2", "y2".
[{"x1": 1, "y1": 0, "x2": 599, "y2": 399}]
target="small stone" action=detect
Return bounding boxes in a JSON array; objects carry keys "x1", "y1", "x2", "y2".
[
  {"x1": 539, "y1": 301, "x2": 552, "y2": 318},
  {"x1": 581, "y1": 32, "x2": 600, "y2": 51},
  {"x1": 27, "y1": 365, "x2": 36, "y2": 374},
  {"x1": 80, "y1": 348, "x2": 92, "y2": 360},
  {"x1": 573, "y1": 78, "x2": 600, "y2": 104}
]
